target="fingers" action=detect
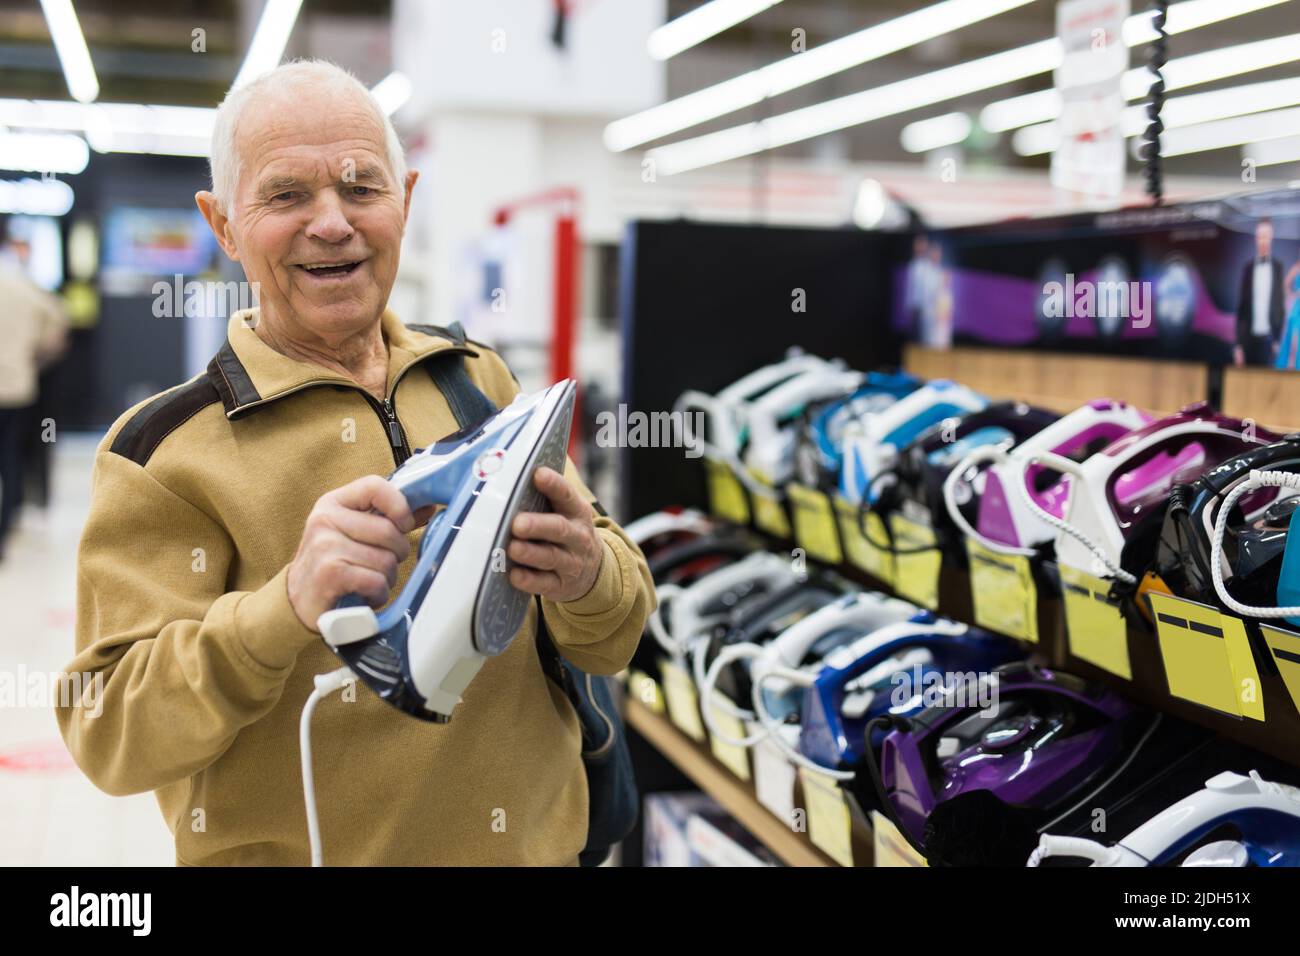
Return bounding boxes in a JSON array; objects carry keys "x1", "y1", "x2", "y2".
[
  {"x1": 511, "y1": 511, "x2": 573, "y2": 545},
  {"x1": 508, "y1": 538, "x2": 569, "y2": 573},
  {"x1": 325, "y1": 507, "x2": 412, "y2": 562},
  {"x1": 330, "y1": 474, "x2": 415, "y2": 533},
  {"x1": 339, "y1": 564, "x2": 392, "y2": 608},
  {"x1": 509, "y1": 565, "x2": 562, "y2": 597},
  {"x1": 533, "y1": 466, "x2": 593, "y2": 522}
]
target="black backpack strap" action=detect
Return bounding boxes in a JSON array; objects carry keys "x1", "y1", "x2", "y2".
[
  {"x1": 533, "y1": 595, "x2": 577, "y2": 702},
  {"x1": 418, "y1": 329, "x2": 569, "y2": 691},
  {"x1": 419, "y1": 321, "x2": 499, "y2": 430}
]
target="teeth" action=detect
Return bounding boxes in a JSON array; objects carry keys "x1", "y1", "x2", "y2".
[{"x1": 302, "y1": 262, "x2": 356, "y2": 270}]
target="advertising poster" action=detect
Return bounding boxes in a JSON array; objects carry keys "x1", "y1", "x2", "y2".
[{"x1": 894, "y1": 187, "x2": 1300, "y2": 368}]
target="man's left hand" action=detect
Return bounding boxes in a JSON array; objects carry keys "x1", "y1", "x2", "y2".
[{"x1": 508, "y1": 467, "x2": 604, "y2": 603}]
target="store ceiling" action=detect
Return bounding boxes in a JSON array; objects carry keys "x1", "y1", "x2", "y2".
[
  {"x1": 0, "y1": 0, "x2": 389, "y2": 105},
  {"x1": 659, "y1": 0, "x2": 1300, "y2": 176},
  {"x1": 0, "y1": 0, "x2": 1295, "y2": 177}
]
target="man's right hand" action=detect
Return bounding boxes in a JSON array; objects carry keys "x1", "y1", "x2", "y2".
[
  {"x1": 287, "y1": 475, "x2": 417, "y2": 631},
  {"x1": 1233, "y1": 345, "x2": 1245, "y2": 367}
]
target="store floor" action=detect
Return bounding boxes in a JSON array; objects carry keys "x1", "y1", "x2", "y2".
[{"x1": 0, "y1": 435, "x2": 173, "y2": 866}]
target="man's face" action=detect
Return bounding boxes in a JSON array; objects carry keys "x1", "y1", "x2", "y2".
[
  {"x1": 1257, "y1": 221, "x2": 1274, "y2": 258},
  {"x1": 203, "y1": 88, "x2": 414, "y2": 340}
]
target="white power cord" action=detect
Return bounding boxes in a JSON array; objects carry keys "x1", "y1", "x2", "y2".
[
  {"x1": 1014, "y1": 450, "x2": 1137, "y2": 586},
  {"x1": 750, "y1": 665, "x2": 857, "y2": 780},
  {"x1": 942, "y1": 446, "x2": 1037, "y2": 558},
  {"x1": 1027, "y1": 834, "x2": 1122, "y2": 867},
  {"x1": 1210, "y1": 469, "x2": 1300, "y2": 618},
  {"x1": 698, "y1": 642, "x2": 772, "y2": 748},
  {"x1": 647, "y1": 584, "x2": 685, "y2": 655},
  {"x1": 300, "y1": 666, "x2": 355, "y2": 867}
]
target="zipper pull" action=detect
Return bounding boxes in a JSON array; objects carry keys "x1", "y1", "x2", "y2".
[{"x1": 383, "y1": 399, "x2": 402, "y2": 449}]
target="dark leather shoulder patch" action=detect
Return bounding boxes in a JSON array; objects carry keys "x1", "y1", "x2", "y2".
[{"x1": 109, "y1": 376, "x2": 222, "y2": 466}]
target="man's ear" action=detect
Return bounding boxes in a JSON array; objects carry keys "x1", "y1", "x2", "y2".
[
  {"x1": 402, "y1": 170, "x2": 419, "y2": 223},
  {"x1": 195, "y1": 191, "x2": 241, "y2": 262}
]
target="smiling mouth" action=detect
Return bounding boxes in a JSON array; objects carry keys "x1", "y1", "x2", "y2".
[{"x1": 296, "y1": 261, "x2": 363, "y2": 278}]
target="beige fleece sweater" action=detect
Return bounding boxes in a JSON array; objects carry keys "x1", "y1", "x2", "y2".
[{"x1": 57, "y1": 309, "x2": 653, "y2": 865}]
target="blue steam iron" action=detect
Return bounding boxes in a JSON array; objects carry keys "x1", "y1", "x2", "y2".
[
  {"x1": 1029, "y1": 770, "x2": 1300, "y2": 866},
  {"x1": 317, "y1": 379, "x2": 578, "y2": 721}
]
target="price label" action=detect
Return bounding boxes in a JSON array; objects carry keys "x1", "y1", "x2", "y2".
[
  {"x1": 659, "y1": 659, "x2": 706, "y2": 741},
  {"x1": 786, "y1": 483, "x2": 843, "y2": 564},
  {"x1": 890, "y1": 514, "x2": 941, "y2": 610},
  {"x1": 704, "y1": 692, "x2": 752, "y2": 781},
  {"x1": 966, "y1": 539, "x2": 1039, "y2": 643},
  {"x1": 870, "y1": 811, "x2": 928, "y2": 867},
  {"x1": 833, "y1": 496, "x2": 894, "y2": 585},
  {"x1": 747, "y1": 468, "x2": 791, "y2": 539},
  {"x1": 1259, "y1": 624, "x2": 1300, "y2": 717},
  {"x1": 703, "y1": 458, "x2": 749, "y2": 525},
  {"x1": 626, "y1": 669, "x2": 665, "y2": 715},
  {"x1": 1060, "y1": 564, "x2": 1131, "y2": 679},
  {"x1": 798, "y1": 767, "x2": 854, "y2": 867},
  {"x1": 751, "y1": 731, "x2": 797, "y2": 823},
  {"x1": 1150, "y1": 593, "x2": 1264, "y2": 721}
]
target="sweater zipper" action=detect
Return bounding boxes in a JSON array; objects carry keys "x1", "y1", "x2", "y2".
[{"x1": 367, "y1": 394, "x2": 411, "y2": 466}]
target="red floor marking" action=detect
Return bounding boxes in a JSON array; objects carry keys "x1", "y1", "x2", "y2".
[{"x1": 0, "y1": 741, "x2": 78, "y2": 773}]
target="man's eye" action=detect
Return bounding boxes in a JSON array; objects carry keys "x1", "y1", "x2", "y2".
[
  {"x1": 271, "y1": 191, "x2": 296, "y2": 202},
  {"x1": 350, "y1": 185, "x2": 373, "y2": 196}
]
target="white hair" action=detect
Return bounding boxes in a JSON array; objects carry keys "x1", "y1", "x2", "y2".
[{"x1": 208, "y1": 59, "x2": 407, "y2": 214}]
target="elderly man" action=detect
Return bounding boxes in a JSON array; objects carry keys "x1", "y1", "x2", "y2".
[{"x1": 57, "y1": 60, "x2": 653, "y2": 866}]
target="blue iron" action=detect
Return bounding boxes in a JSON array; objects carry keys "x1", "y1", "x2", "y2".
[
  {"x1": 792, "y1": 372, "x2": 921, "y2": 493},
  {"x1": 1029, "y1": 770, "x2": 1300, "y2": 866},
  {"x1": 317, "y1": 379, "x2": 578, "y2": 721},
  {"x1": 798, "y1": 620, "x2": 1023, "y2": 770}
]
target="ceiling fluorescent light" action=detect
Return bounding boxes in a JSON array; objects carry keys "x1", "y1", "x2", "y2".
[
  {"x1": 607, "y1": 0, "x2": 1035, "y2": 151},
  {"x1": 371, "y1": 72, "x2": 412, "y2": 116},
  {"x1": 38, "y1": 0, "x2": 99, "y2": 103},
  {"x1": 1014, "y1": 76, "x2": 1300, "y2": 156},
  {"x1": 1160, "y1": 105, "x2": 1300, "y2": 157},
  {"x1": 1245, "y1": 134, "x2": 1300, "y2": 167},
  {"x1": 648, "y1": 0, "x2": 784, "y2": 61},
  {"x1": 901, "y1": 112, "x2": 972, "y2": 153},
  {"x1": 983, "y1": 15, "x2": 1300, "y2": 132},
  {"x1": 232, "y1": 0, "x2": 304, "y2": 90},
  {"x1": 0, "y1": 130, "x2": 90, "y2": 175},
  {"x1": 650, "y1": 39, "x2": 1060, "y2": 174}
]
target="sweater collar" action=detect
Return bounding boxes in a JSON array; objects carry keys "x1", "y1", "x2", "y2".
[{"x1": 206, "y1": 307, "x2": 475, "y2": 419}]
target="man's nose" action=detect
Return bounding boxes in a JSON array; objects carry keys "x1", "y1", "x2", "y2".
[{"x1": 304, "y1": 193, "x2": 355, "y2": 244}]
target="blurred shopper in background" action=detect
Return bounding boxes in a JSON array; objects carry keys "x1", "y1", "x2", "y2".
[{"x1": 0, "y1": 216, "x2": 68, "y2": 560}]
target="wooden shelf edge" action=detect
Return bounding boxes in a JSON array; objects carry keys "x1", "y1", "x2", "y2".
[{"x1": 625, "y1": 698, "x2": 842, "y2": 867}]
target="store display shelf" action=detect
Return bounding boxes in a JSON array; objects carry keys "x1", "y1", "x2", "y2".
[
  {"x1": 625, "y1": 697, "x2": 844, "y2": 867},
  {"x1": 714, "y1": 519, "x2": 1300, "y2": 771}
]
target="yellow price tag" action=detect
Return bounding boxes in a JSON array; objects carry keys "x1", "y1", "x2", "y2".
[
  {"x1": 704, "y1": 693, "x2": 752, "y2": 781},
  {"x1": 786, "y1": 483, "x2": 843, "y2": 564},
  {"x1": 965, "y1": 539, "x2": 1038, "y2": 643},
  {"x1": 659, "y1": 659, "x2": 706, "y2": 741},
  {"x1": 1060, "y1": 564, "x2": 1131, "y2": 679},
  {"x1": 890, "y1": 514, "x2": 941, "y2": 610},
  {"x1": 833, "y1": 495, "x2": 894, "y2": 585},
  {"x1": 703, "y1": 458, "x2": 749, "y2": 524},
  {"x1": 798, "y1": 767, "x2": 854, "y2": 867},
  {"x1": 1149, "y1": 593, "x2": 1265, "y2": 720},
  {"x1": 870, "y1": 811, "x2": 928, "y2": 867},
  {"x1": 1259, "y1": 624, "x2": 1300, "y2": 717},
  {"x1": 626, "y1": 669, "x2": 665, "y2": 715},
  {"x1": 747, "y1": 468, "x2": 791, "y2": 538}
]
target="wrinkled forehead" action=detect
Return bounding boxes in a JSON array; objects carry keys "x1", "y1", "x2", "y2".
[{"x1": 235, "y1": 90, "x2": 392, "y2": 191}]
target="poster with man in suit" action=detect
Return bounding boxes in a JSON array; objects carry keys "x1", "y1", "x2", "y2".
[{"x1": 1235, "y1": 217, "x2": 1286, "y2": 366}]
